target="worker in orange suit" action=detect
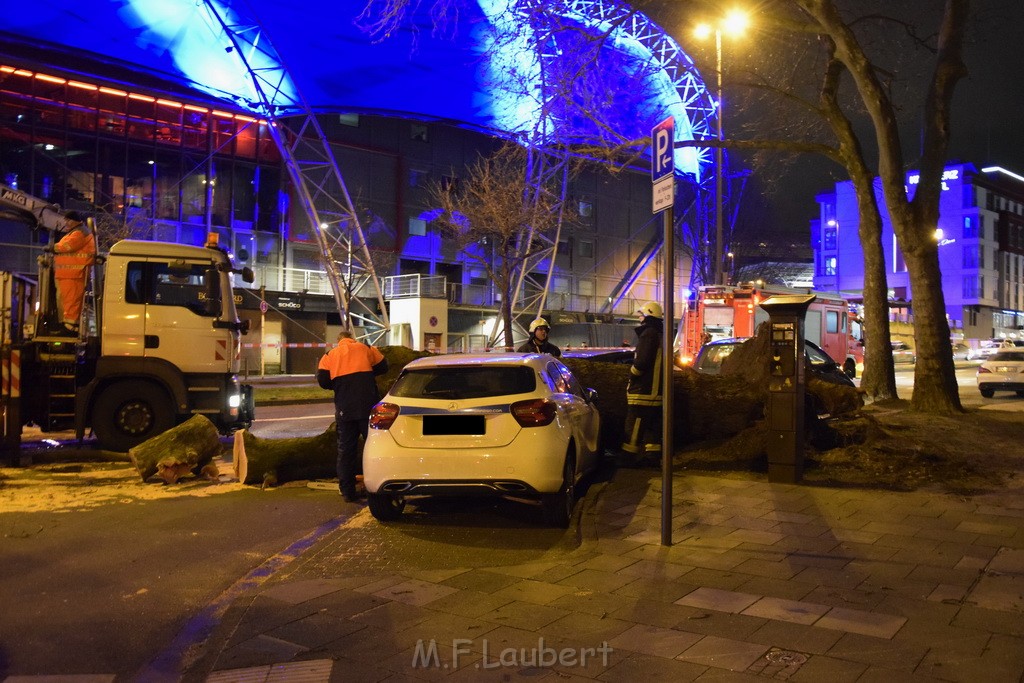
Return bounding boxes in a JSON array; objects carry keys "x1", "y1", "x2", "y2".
[
  {"x1": 53, "y1": 211, "x2": 96, "y2": 336},
  {"x1": 316, "y1": 329, "x2": 389, "y2": 503}
]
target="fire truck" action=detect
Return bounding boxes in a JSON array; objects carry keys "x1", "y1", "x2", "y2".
[
  {"x1": 0, "y1": 183, "x2": 255, "y2": 454},
  {"x1": 676, "y1": 283, "x2": 864, "y2": 377}
]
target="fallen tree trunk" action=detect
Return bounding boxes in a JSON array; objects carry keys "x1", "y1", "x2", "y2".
[
  {"x1": 128, "y1": 414, "x2": 222, "y2": 484},
  {"x1": 234, "y1": 422, "x2": 338, "y2": 487}
]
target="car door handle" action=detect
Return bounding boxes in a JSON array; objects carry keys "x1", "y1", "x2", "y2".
[{"x1": 145, "y1": 335, "x2": 159, "y2": 349}]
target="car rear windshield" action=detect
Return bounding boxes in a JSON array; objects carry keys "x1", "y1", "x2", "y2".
[
  {"x1": 990, "y1": 352, "x2": 1024, "y2": 362},
  {"x1": 390, "y1": 366, "x2": 536, "y2": 399}
]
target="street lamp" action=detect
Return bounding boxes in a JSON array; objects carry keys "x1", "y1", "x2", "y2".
[
  {"x1": 726, "y1": 251, "x2": 735, "y2": 284},
  {"x1": 695, "y1": 10, "x2": 749, "y2": 285}
]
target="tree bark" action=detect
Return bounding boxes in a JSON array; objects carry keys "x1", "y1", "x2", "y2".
[
  {"x1": 128, "y1": 414, "x2": 222, "y2": 484},
  {"x1": 236, "y1": 423, "x2": 338, "y2": 486}
]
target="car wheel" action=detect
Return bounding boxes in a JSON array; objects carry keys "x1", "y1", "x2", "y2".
[
  {"x1": 543, "y1": 456, "x2": 576, "y2": 529},
  {"x1": 92, "y1": 381, "x2": 176, "y2": 452},
  {"x1": 843, "y1": 359, "x2": 856, "y2": 378},
  {"x1": 980, "y1": 389, "x2": 995, "y2": 398},
  {"x1": 367, "y1": 492, "x2": 406, "y2": 521}
]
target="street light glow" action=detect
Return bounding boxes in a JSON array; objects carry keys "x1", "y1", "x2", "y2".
[
  {"x1": 694, "y1": 23, "x2": 713, "y2": 40},
  {"x1": 723, "y1": 9, "x2": 749, "y2": 36}
]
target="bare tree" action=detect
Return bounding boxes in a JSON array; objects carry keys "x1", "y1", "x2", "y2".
[{"x1": 428, "y1": 143, "x2": 576, "y2": 350}]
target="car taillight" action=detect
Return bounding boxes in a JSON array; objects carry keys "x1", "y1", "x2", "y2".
[
  {"x1": 369, "y1": 402, "x2": 400, "y2": 429},
  {"x1": 977, "y1": 367, "x2": 992, "y2": 374},
  {"x1": 510, "y1": 398, "x2": 557, "y2": 427}
]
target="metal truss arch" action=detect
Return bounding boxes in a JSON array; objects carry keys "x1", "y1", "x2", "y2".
[{"x1": 196, "y1": 0, "x2": 390, "y2": 342}]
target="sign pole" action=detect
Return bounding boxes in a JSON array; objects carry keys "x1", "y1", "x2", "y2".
[{"x1": 651, "y1": 116, "x2": 675, "y2": 547}]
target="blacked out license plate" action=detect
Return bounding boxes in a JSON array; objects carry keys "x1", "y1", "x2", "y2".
[{"x1": 422, "y1": 414, "x2": 486, "y2": 435}]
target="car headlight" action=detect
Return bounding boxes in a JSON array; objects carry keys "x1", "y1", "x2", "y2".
[{"x1": 228, "y1": 393, "x2": 241, "y2": 408}]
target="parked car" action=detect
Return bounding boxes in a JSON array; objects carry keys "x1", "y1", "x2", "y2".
[
  {"x1": 976, "y1": 351, "x2": 1024, "y2": 398},
  {"x1": 891, "y1": 340, "x2": 916, "y2": 364},
  {"x1": 966, "y1": 339, "x2": 1023, "y2": 361},
  {"x1": 693, "y1": 338, "x2": 855, "y2": 388},
  {"x1": 561, "y1": 348, "x2": 635, "y2": 364},
  {"x1": 362, "y1": 353, "x2": 602, "y2": 527},
  {"x1": 951, "y1": 342, "x2": 971, "y2": 361}
]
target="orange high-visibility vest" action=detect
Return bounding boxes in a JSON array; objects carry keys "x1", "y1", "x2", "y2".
[{"x1": 54, "y1": 228, "x2": 96, "y2": 280}]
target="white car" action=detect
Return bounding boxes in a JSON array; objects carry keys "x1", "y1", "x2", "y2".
[
  {"x1": 976, "y1": 350, "x2": 1024, "y2": 398},
  {"x1": 363, "y1": 353, "x2": 602, "y2": 527}
]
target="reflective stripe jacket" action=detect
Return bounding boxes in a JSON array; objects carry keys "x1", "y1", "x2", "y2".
[
  {"x1": 627, "y1": 316, "x2": 663, "y2": 407},
  {"x1": 315, "y1": 339, "x2": 389, "y2": 421},
  {"x1": 54, "y1": 227, "x2": 96, "y2": 280}
]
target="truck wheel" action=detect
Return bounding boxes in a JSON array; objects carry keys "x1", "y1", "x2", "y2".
[
  {"x1": 843, "y1": 359, "x2": 856, "y2": 378},
  {"x1": 93, "y1": 381, "x2": 176, "y2": 452}
]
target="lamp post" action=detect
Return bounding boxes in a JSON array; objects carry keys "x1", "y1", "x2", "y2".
[{"x1": 695, "y1": 11, "x2": 748, "y2": 285}]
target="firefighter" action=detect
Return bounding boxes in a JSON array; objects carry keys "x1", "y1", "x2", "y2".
[
  {"x1": 53, "y1": 211, "x2": 96, "y2": 335},
  {"x1": 621, "y1": 301, "x2": 664, "y2": 463},
  {"x1": 518, "y1": 317, "x2": 561, "y2": 356}
]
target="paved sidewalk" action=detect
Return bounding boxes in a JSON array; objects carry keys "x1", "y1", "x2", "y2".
[{"x1": 186, "y1": 469, "x2": 1024, "y2": 682}]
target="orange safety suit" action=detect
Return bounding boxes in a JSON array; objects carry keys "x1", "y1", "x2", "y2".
[{"x1": 54, "y1": 224, "x2": 96, "y2": 326}]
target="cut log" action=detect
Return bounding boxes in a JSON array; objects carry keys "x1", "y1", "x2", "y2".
[
  {"x1": 238, "y1": 422, "x2": 338, "y2": 486},
  {"x1": 128, "y1": 414, "x2": 222, "y2": 484}
]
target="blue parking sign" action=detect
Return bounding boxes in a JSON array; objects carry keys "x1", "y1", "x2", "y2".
[{"x1": 651, "y1": 116, "x2": 674, "y2": 183}]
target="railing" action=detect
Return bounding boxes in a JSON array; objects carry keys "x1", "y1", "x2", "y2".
[{"x1": 382, "y1": 274, "x2": 447, "y2": 299}]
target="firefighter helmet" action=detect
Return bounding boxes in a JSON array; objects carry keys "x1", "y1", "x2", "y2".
[
  {"x1": 638, "y1": 301, "x2": 663, "y2": 318},
  {"x1": 528, "y1": 318, "x2": 550, "y2": 334}
]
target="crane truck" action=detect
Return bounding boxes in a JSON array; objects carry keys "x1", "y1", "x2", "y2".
[{"x1": 0, "y1": 183, "x2": 255, "y2": 454}]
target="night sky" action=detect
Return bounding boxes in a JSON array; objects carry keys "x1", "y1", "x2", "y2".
[{"x1": 644, "y1": 0, "x2": 1024, "y2": 242}]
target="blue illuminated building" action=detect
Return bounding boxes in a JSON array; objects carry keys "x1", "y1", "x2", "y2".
[
  {"x1": 0, "y1": 1, "x2": 723, "y2": 367},
  {"x1": 812, "y1": 163, "x2": 1024, "y2": 342}
]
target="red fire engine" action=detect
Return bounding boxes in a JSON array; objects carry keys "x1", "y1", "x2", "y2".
[{"x1": 676, "y1": 283, "x2": 864, "y2": 377}]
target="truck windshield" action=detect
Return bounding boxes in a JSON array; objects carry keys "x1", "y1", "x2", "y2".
[{"x1": 126, "y1": 261, "x2": 218, "y2": 316}]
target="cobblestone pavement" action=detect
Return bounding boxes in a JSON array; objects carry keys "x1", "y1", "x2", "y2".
[{"x1": 176, "y1": 466, "x2": 1024, "y2": 683}]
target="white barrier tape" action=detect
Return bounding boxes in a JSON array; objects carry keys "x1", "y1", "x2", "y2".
[{"x1": 242, "y1": 342, "x2": 330, "y2": 349}]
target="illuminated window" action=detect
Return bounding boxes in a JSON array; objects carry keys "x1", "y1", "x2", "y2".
[
  {"x1": 578, "y1": 200, "x2": 593, "y2": 217},
  {"x1": 338, "y1": 113, "x2": 359, "y2": 127},
  {"x1": 823, "y1": 227, "x2": 837, "y2": 250},
  {"x1": 822, "y1": 256, "x2": 836, "y2": 276}
]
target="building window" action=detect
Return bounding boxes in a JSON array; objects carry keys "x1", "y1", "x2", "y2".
[
  {"x1": 962, "y1": 275, "x2": 979, "y2": 299},
  {"x1": 338, "y1": 113, "x2": 359, "y2": 127},
  {"x1": 408, "y1": 217, "x2": 426, "y2": 236},
  {"x1": 963, "y1": 216, "x2": 976, "y2": 238},
  {"x1": 409, "y1": 168, "x2": 427, "y2": 187},
  {"x1": 578, "y1": 200, "x2": 593, "y2": 217},
  {"x1": 823, "y1": 227, "x2": 837, "y2": 250},
  {"x1": 823, "y1": 256, "x2": 836, "y2": 276},
  {"x1": 552, "y1": 276, "x2": 569, "y2": 293},
  {"x1": 578, "y1": 239, "x2": 594, "y2": 258},
  {"x1": 557, "y1": 239, "x2": 571, "y2": 256},
  {"x1": 963, "y1": 244, "x2": 979, "y2": 268},
  {"x1": 411, "y1": 124, "x2": 428, "y2": 142}
]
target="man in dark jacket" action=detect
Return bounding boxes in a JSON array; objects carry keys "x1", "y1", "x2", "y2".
[
  {"x1": 317, "y1": 329, "x2": 389, "y2": 502},
  {"x1": 621, "y1": 301, "x2": 664, "y2": 462},
  {"x1": 517, "y1": 317, "x2": 561, "y2": 356}
]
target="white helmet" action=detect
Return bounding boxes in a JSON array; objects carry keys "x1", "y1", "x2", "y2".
[
  {"x1": 638, "y1": 301, "x2": 663, "y2": 318},
  {"x1": 528, "y1": 318, "x2": 550, "y2": 334}
]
